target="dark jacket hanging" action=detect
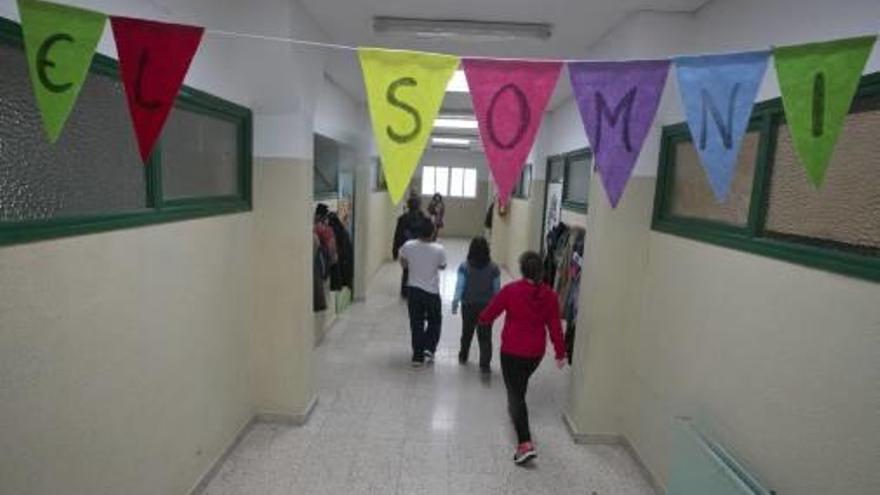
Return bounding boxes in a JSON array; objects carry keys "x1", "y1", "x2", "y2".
[{"x1": 327, "y1": 212, "x2": 354, "y2": 291}]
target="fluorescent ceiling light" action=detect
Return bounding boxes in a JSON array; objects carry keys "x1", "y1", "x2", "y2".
[
  {"x1": 434, "y1": 117, "x2": 478, "y2": 129},
  {"x1": 446, "y1": 70, "x2": 469, "y2": 93},
  {"x1": 432, "y1": 137, "x2": 470, "y2": 146},
  {"x1": 373, "y1": 17, "x2": 552, "y2": 41}
]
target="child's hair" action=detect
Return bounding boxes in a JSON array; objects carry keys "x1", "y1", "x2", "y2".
[
  {"x1": 467, "y1": 237, "x2": 491, "y2": 269},
  {"x1": 417, "y1": 217, "x2": 436, "y2": 239},
  {"x1": 519, "y1": 251, "x2": 544, "y2": 283}
]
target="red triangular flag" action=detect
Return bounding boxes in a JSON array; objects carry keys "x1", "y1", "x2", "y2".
[
  {"x1": 463, "y1": 59, "x2": 562, "y2": 205},
  {"x1": 111, "y1": 16, "x2": 204, "y2": 162}
]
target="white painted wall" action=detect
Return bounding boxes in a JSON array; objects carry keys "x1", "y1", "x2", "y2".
[
  {"x1": 563, "y1": 3, "x2": 880, "y2": 495},
  {"x1": 0, "y1": 1, "x2": 330, "y2": 494}
]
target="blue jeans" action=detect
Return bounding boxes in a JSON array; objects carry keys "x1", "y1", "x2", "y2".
[{"x1": 406, "y1": 287, "x2": 442, "y2": 361}]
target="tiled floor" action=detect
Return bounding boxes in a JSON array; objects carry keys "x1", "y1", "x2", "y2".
[{"x1": 203, "y1": 239, "x2": 655, "y2": 495}]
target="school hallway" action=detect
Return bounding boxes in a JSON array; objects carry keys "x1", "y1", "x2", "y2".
[{"x1": 203, "y1": 239, "x2": 655, "y2": 495}]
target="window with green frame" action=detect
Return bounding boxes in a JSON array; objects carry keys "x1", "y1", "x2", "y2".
[
  {"x1": 561, "y1": 148, "x2": 592, "y2": 212},
  {"x1": 0, "y1": 17, "x2": 252, "y2": 247},
  {"x1": 653, "y1": 71, "x2": 880, "y2": 282},
  {"x1": 313, "y1": 134, "x2": 340, "y2": 199},
  {"x1": 512, "y1": 163, "x2": 532, "y2": 199}
]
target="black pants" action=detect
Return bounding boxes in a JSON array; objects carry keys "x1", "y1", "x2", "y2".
[
  {"x1": 406, "y1": 287, "x2": 442, "y2": 361},
  {"x1": 459, "y1": 302, "x2": 492, "y2": 367},
  {"x1": 501, "y1": 353, "x2": 542, "y2": 444},
  {"x1": 400, "y1": 268, "x2": 409, "y2": 297}
]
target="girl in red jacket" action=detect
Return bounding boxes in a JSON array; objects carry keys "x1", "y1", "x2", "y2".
[{"x1": 478, "y1": 251, "x2": 566, "y2": 465}]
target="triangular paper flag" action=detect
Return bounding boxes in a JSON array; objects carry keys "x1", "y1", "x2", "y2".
[
  {"x1": 463, "y1": 59, "x2": 562, "y2": 205},
  {"x1": 568, "y1": 60, "x2": 669, "y2": 208},
  {"x1": 773, "y1": 36, "x2": 876, "y2": 186},
  {"x1": 674, "y1": 51, "x2": 770, "y2": 201},
  {"x1": 111, "y1": 16, "x2": 204, "y2": 162},
  {"x1": 18, "y1": 0, "x2": 106, "y2": 142},
  {"x1": 359, "y1": 48, "x2": 460, "y2": 204}
]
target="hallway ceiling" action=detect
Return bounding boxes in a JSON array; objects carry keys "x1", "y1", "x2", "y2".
[{"x1": 302, "y1": 0, "x2": 709, "y2": 110}]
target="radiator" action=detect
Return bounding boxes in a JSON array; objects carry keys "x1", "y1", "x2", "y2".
[{"x1": 667, "y1": 417, "x2": 772, "y2": 495}]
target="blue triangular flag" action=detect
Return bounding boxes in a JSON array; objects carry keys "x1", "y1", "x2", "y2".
[{"x1": 674, "y1": 50, "x2": 770, "y2": 201}]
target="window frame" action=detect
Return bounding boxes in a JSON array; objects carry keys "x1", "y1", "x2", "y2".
[
  {"x1": 421, "y1": 165, "x2": 478, "y2": 199},
  {"x1": 0, "y1": 16, "x2": 252, "y2": 247},
  {"x1": 652, "y1": 71, "x2": 880, "y2": 282},
  {"x1": 512, "y1": 163, "x2": 532, "y2": 200},
  {"x1": 560, "y1": 148, "x2": 592, "y2": 212}
]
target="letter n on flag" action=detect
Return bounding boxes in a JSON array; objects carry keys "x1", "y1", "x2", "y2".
[
  {"x1": 111, "y1": 17, "x2": 204, "y2": 162},
  {"x1": 359, "y1": 48, "x2": 460, "y2": 204},
  {"x1": 463, "y1": 59, "x2": 562, "y2": 205},
  {"x1": 674, "y1": 51, "x2": 770, "y2": 201},
  {"x1": 568, "y1": 60, "x2": 670, "y2": 208}
]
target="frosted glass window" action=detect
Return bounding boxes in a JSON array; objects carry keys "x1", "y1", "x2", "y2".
[
  {"x1": 162, "y1": 108, "x2": 239, "y2": 200},
  {"x1": 421, "y1": 166, "x2": 435, "y2": 195},
  {"x1": 449, "y1": 167, "x2": 464, "y2": 197},
  {"x1": 435, "y1": 166, "x2": 449, "y2": 196},
  {"x1": 463, "y1": 169, "x2": 477, "y2": 198},
  {"x1": 766, "y1": 97, "x2": 880, "y2": 251},
  {"x1": 0, "y1": 43, "x2": 146, "y2": 221},
  {"x1": 669, "y1": 132, "x2": 759, "y2": 226}
]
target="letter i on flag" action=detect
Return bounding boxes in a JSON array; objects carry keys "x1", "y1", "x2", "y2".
[
  {"x1": 359, "y1": 48, "x2": 460, "y2": 204},
  {"x1": 111, "y1": 17, "x2": 204, "y2": 162},
  {"x1": 674, "y1": 50, "x2": 770, "y2": 201},
  {"x1": 568, "y1": 60, "x2": 670, "y2": 208},
  {"x1": 463, "y1": 59, "x2": 562, "y2": 206},
  {"x1": 773, "y1": 36, "x2": 876, "y2": 186},
  {"x1": 18, "y1": 0, "x2": 107, "y2": 142}
]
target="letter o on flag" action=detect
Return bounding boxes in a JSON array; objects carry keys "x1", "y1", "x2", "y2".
[{"x1": 486, "y1": 83, "x2": 530, "y2": 150}]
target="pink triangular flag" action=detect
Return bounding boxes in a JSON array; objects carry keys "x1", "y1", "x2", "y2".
[{"x1": 463, "y1": 59, "x2": 562, "y2": 205}]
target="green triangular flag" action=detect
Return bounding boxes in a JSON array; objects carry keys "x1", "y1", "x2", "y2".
[
  {"x1": 773, "y1": 35, "x2": 876, "y2": 186},
  {"x1": 18, "y1": 0, "x2": 107, "y2": 142}
]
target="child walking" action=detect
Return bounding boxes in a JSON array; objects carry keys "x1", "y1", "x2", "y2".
[
  {"x1": 478, "y1": 251, "x2": 566, "y2": 465},
  {"x1": 451, "y1": 237, "x2": 500, "y2": 373},
  {"x1": 399, "y1": 217, "x2": 447, "y2": 367}
]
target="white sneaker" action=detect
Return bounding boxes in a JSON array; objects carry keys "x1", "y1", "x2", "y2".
[
  {"x1": 424, "y1": 351, "x2": 434, "y2": 363},
  {"x1": 411, "y1": 359, "x2": 425, "y2": 368}
]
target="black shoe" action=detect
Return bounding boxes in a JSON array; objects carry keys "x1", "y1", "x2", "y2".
[
  {"x1": 458, "y1": 353, "x2": 468, "y2": 364},
  {"x1": 480, "y1": 365, "x2": 491, "y2": 374}
]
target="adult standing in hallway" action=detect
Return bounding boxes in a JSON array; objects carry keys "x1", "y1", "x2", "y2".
[
  {"x1": 427, "y1": 193, "x2": 445, "y2": 239},
  {"x1": 399, "y1": 218, "x2": 447, "y2": 367},
  {"x1": 479, "y1": 251, "x2": 566, "y2": 465},
  {"x1": 393, "y1": 196, "x2": 427, "y2": 298}
]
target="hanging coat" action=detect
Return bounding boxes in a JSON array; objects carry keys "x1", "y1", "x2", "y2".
[{"x1": 327, "y1": 212, "x2": 354, "y2": 291}]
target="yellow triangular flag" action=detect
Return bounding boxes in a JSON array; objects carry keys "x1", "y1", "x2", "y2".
[{"x1": 359, "y1": 48, "x2": 460, "y2": 204}]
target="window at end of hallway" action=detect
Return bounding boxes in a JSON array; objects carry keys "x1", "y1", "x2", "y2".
[
  {"x1": 653, "y1": 70, "x2": 880, "y2": 282},
  {"x1": 422, "y1": 166, "x2": 478, "y2": 198}
]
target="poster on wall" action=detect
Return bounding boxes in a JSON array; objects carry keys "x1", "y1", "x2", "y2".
[{"x1": 543, "y1": 182, "x2": 563, "y2": 249}]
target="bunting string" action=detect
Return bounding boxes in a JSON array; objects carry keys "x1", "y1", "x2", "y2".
[{"x1": 8, "y1": 0, "x2": 879, "y2": 208}]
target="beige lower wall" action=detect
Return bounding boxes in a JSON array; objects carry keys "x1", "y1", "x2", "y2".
[
  {"x1": 439, "y1": 183, "x2": 489, "y2": 239},
  {"x1": 365, "y1": 189, "x2": 395, "y2": 281},
  {"x1": 252, "y1": 158, "x2": 315, "y2": 415},
  {"x1": 490, "y1": 197, "x2": 534, "y2": 274},
  {"x1": 0, "y1": 215, "x2": 254, "y2": 495},
  {"x1": 567, "y1": 175, "x2": 880, "y2": 495},
  {"x1": 0, "y1": 157, "x2": 316, "y2": 495}
]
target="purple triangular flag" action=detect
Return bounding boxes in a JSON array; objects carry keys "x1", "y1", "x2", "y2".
[{"x1": 568, "y1": 60, "x2": 670, "y2": 207}]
